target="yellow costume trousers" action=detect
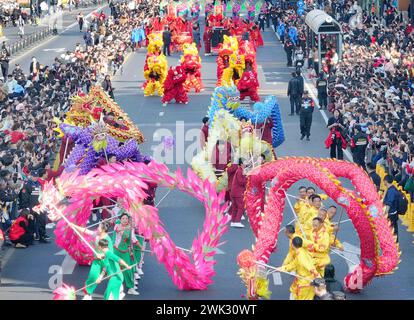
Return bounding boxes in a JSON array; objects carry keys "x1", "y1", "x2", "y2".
[{"x1": 144, "y1": 80, "x2": 164, "y2": 97}]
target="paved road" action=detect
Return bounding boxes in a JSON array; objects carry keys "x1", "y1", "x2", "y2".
[
  {"x1": 1, "y1": 4, "x2": 105, "y2": 59},
  {"x1": 0, "y1": 18, "x2": 413, "y2": 300}
]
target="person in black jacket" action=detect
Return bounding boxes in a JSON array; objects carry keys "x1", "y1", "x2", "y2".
[
  {"x1": 299, "y1": 91, "x2": 314, "y2": 141},
  {"x1": 287, "y1": 72, "x2": 301, "y2": 115},
  {"x1": 19, "y1": 170, "x2": 49, "y2": 243},
  {"x1": 316, "y1": 72, "x2": 328, "y2": 110},
  {"x1": 0, "y1": 178, "x2": 18, "y2": 236},
  {"x1": 284, "y1": 38, "x2": 294, "y2": 67},
  {"x1": 162, "y1": 25, "x2": 172, "y2": 56},
  {"x1": 0, "y1": 42, "x2": 10, "y2": 80},
  {"x1": 102, "y1": 75, "x2": 115, "y2": 100},
  {"x1": 258, "y1": 13, "x2": 266, "y2": 31},
  {"x1": 29, "y1": 56, "x2": 40, "y2": 76},
  {"x1": 367, "y1": 162, "x2": 381, "y2": 191},
  {"x1": 323, "y1": 264, "x2": 344, "y2": 293},
  {"x1": 351, "y1": 125, "x2": 368, "y2": 170},
  {"x1": 326, "y1": 109, "x2": 346, "y2": 159}
]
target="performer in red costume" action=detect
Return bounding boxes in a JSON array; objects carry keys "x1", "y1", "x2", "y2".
[
  {"x1": 237, "y1": 61, "x2": 260, "y2": 102},
  {"x1": 252, "y1": 23, "x2": 264, "y2": 47},
  {"x1": 203, "y1": 25, "x2": 212, "y2": 55},
  {"x1": 162, "y1": 65, "x2": 189, "y2": 106}
]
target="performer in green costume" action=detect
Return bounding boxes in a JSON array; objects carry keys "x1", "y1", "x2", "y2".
[
  {"x1": 69, "y1": 221, "x2": 114, "y2": 300},
  {"x1": 96, "y1": 238, "x2": 132, "y2": 300},
  {"x1": 113, "y1": 212, "x2": 144, "y2": 295}
]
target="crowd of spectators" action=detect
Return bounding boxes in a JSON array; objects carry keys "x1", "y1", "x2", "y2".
[
  {"x1": 275, "y1": 0, "x2": 414, "y2": 192},
  {"x1": 0, "y1": 0, "x2": 154, "y2": 248}
]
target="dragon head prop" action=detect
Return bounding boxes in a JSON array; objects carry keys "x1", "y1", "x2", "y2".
[{"x1": 67, "y1": 86, "x2": 144, "y2": 143}]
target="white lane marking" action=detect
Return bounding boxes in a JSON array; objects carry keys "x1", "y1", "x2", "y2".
[
  {"x1": 137, "y1": 122, "x2": 202, "y2": 126},
  {"x1": 1, "y1": 247, "x2": 15, "y2": 269},
  {"x1": 43, "y1": 48, "x2": 66, "y2": 53},
  {"x1": 272, "y1": 272, "x2": 282, "y2": 285},
  {"x1": 55, "y1": 250, "x2": 77, "y2": 274},
  {"x1": 341, "y1": 242, "x2": 360, "y2": 273},
  {"x1": 11, "y1": 4, "x2": 107, "y2": 64}
]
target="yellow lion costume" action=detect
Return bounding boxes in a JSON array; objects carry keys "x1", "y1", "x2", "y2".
[
  {"x1": 180, "y1": 43, "x2": 204, "y2": 92},
  {"x1": 147, "y1": 33, "x2": 163, "y2": 55},
  {"x1": 216, "y1": 35, "x2": 239, "y2": 86},
  {"x1": 143, "y1": 54, "x2": 168, "y2": 97},
  {"x1": 222, "y1": 53, "x2": 245, "y2": 86}
]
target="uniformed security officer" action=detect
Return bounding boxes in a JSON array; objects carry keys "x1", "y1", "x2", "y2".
[
  {"x1": 351, "y1": 125, "x2": 368, "y2": 169},
  {"x1": 316, "y1": 72, "x2": 328, "y2": 110},
  {"x1": 284, "y1": 38, "x2": 294, "y2": 67},
  {"x1": 299, "y1": 91, "x2": 315, "y2": 141}
]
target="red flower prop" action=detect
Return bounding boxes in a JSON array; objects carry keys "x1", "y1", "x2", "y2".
[{"x1": 237, "y1": 250, "x2": 255, "y2": 268}]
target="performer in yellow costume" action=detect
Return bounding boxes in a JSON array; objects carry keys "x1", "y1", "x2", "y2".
[
  {"x1": 222, "y1": 53, "x2": 245, "y2": 86},
  {"x1": 294, "y1": 186, "x2": 308, "y2": 223},
  {"x1": 143, "y1": 54, "x2": 168, "y2": 97},
  {"x1": 296, "y1": 194, "x2": 322, "y2": 236},
  {"x1": 282, "y1": 224, "x2": 301, "y2": 266},
  {"x1": 278, "y1": 236, "x2": 320, "y2": 300},
  {"x1": 304, "y1": 217, "x2": 331, "y2": 277},
  {"x1": 325, "y1": 205, "x2": 344, "y2": 250}
]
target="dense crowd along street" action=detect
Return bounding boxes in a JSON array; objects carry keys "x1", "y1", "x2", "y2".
[{"x1": 0, "y1": 0, "x2": 413, "y2": 302}]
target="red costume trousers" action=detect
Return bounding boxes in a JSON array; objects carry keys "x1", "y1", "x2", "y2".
[
  {"x1": 230, "y1": 196, "x2": 245, "y2": 222},
  {"x1": 162, "y1": 86, "x2": 189, "y2": 104},
  {"x1": 240, "y1": 88, "x2": 260, "y2": 102}
]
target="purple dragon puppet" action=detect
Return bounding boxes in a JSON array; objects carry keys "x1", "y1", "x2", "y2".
[{"x1": 60, "y1": 120, "x2": 148, "y2": 175}]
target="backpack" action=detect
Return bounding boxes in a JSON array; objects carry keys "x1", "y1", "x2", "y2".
[{"x1": 394, "y1": 187, "x2": 408, "y2": 215}]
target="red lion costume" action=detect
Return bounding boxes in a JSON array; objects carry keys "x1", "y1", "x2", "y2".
[
  {"x1": 180, "y1": 43, "x2": 204, "y2": 92},
  {"x1": 162, "y1": 65, "x2": 189, "y2": 106},
  {"x1": 237, "y1": 40, "x2": 259, "y2": 101},
  {"x1": 237, "y1": 67, "x2": 260, "y2": 102}
]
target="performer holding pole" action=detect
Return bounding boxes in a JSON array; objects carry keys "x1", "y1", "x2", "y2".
[
  {"x1": 112, "y1": 212, "x2": 143, "y2": 296},
  {"x1": 276, "y1": 236, "x2": 320, "y2": 300}
]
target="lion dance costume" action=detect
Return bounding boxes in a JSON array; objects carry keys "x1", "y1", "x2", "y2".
[
  {"x1": 162, "y1": 65, "x2": 189, "y2": 106},
  {"x1": 222, "y1": 53, "x2": 245, "y2": 86},
  {"x1": 180, "y1": 43, "x2": 204, "y2": 93},
  {"x1": 216, "y1": 36, "x2": 238, "y2": 86},
  {"x1": 143, "y1": 54, "x2": 168, "y2": 97},
  {"x1": 143, "y1": 33, "x2": 168, "y2": 96},
  {"x1": 237, "y1": 40, "x2": 259, "y2": 101}
]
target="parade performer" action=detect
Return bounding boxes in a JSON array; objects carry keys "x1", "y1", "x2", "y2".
[
  {"x1": 180, "y1": 43, "x2": 204, "y2": 92},
  {"x1": 113, "y1": 212, "x2": 144, "y2": 296},
  {"x1": 203, "y1": 24, "x2": 212, "y2": 55},
  {"x1": 96, "y1": 239, "x2": 133, "y2": 300},
  {"x1": 216, "y1": 36, "x2": 238, "y2": 86},
  {"x1": 143, "y1": 33, "x2": 164, "y2": 90},
  {"x1": 303, "y1": 217, "x2": 331, "y2": 277},
  {"x1": 278, "y1": 237, "x2": 320, "y2": 300},
  {"x1": 162, "y1": 65, "x2": 189, "y2": 106},
  {"x1": 237, "y1": 61, "x2": 259, "y2": 102},
  {"x1": 222, "y1": 53, "x2": 245, "y2": 86},
  {"x1": 143, "y1": 54, "x2": 168, "y2": 97},
  {"x1": 68, "y1": 221, "x2": 113, "y2": 300},
  {"x1": 58, "y1": 120, "x2": 146, "y2": 175}
]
